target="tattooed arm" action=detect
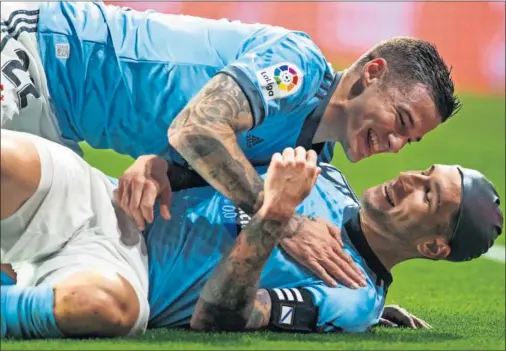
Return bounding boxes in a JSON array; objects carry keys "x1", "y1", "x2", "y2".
[
  {"x1": 189, "y1": 213, "x2": 289, "y2": 331},
  {"x1": 190, "y1": 147, "x2": 317, "y2": 331},
  {"x1": 168, "y1": 73, "x2": 264, "y2": 215},
  {"x1": 169, "y1": 75, "x2": 282, "y2": 327},
  {"x1": 190, "y1": 214, "x2": 307, "y2": 331}
]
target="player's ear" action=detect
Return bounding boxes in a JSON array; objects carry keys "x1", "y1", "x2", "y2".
[
  {"x1": 362, "y1": 58, "x2": 387, "y2": 87},
  {"x1": 416, "y1": 236, "x2": 451, "y2": 260}
]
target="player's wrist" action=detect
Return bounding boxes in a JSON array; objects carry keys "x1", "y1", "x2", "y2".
[
  {"x1": 252, "y1": 191, "x2": 265, "y2": 214},
  {"x1": 150, "y1": 155, "x2": 170, "y2": 172},
  {"x1": 257, "y1": 203, "x2": 295, "y2": 224}
]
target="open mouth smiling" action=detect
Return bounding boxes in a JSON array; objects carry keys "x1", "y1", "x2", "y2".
[
  {"x1": 367, "y1": 129, "x2": 381, "y2": 155},
  {"x1": 383, "y1": 182, "x2": 395, "y2": 207}
]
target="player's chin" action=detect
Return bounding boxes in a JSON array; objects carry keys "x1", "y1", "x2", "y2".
[
  {"x1": 361, "y1": 187, "x2": 374, "y2": 204},
  {"x1": 344, "y1": 145, "x2": 362, "y2": 163},
  {"x1": 361, "y1": 187, "x2": 382, "y2": 215}
]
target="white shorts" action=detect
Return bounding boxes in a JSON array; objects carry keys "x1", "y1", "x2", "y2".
[
  {"x1": 1, "y1": 2, "x2": 70, "y2": 149},
  {"x1": 1, "y1": 130, "x2": 150, "y2": 335}
]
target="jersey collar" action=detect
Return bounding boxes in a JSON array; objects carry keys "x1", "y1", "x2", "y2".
[
  {"x1": 344, "y1": 212, "x2": 393, "y2": 290},
  {"x1": 295, "y1": 71, "x2": 343, "y2": 154}
]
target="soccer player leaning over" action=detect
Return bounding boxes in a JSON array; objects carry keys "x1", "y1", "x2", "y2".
[
  {"x1": 1, "y1": 131, "x2": 503, "y2": 338},
  {"x1": 2, "y1": 2, "x2": 460, "y2": 288}
]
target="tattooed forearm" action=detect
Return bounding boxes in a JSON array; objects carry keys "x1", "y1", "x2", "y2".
[
  {"x1": 182, "y1": 133, "x2": 264, "y2": 214},
  {"x1": 168, "y1": 73, "x2": 264, "y2": 215},
  {"x1": 190, "y1": 213, "x2": 285, "y2": 331},
  {"x1": 168, "y1": 73, "x2": 305, "y2": 237}
]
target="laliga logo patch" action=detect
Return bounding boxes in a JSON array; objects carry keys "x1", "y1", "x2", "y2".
[
  {"x1": 274, "y1": 65, "x2": 299, "y2": 92},
  {"x1": 256, "y1": 62, "x2": 303, "y2": 101}
]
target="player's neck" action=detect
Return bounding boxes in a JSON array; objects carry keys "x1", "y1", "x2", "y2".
[
  {"x1": 313, "y1": 100, "x2": 346, "y2": 144},
  {"x1": 313, "y1": 72, "x2": 354, "y2": 144},
  {"x1": 359, "y1": 213, "x2": 410, "y2": 271}
]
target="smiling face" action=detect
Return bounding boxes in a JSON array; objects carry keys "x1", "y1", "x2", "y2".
[
  {"x1": 339, "y1": 60, "x2": 442, "y2": 163},
  {"x1": 361, "y1": 165, "x2": 462, "y2": 244}
]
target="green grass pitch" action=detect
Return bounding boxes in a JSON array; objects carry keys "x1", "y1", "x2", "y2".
[{"x1": 2, "y1": 93, "x2": 504, "y2": 350}]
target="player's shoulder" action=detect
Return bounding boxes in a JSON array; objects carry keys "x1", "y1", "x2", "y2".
[
  {"x1": 237, "y1": 27, "x2": 333, "y2": 114},
  {"x1": 287, "y1": 30, "x2": 328, "y2": 63},
  {"x1": 245, "y1": 27, "x2": 330, "y2": 71},
  {"x1": 311, "y1": 163, "x2": 361, "y2": 210}
]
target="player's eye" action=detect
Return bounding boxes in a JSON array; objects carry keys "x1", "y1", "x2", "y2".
[
  {"x1": 424, "y1": 184, "x2": 431, "y2": 204},
  {"x1": 397, "y1": 111, "x2": 405, "y2": 128}
]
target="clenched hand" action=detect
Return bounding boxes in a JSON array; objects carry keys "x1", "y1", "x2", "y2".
[{"x1": 261, "y1": 147, "x2": 321, "y2": 222}]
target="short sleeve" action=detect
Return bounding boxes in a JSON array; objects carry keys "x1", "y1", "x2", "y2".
[
  {"x1": 220, "y1": 30, "x2": 330, "y2": 128},
  {"x1": 1, "y1": 49, "x2": 44, "y2": 127},
  {"x1": 303, "y1": 283, "x2": 384, "y2": 333}
]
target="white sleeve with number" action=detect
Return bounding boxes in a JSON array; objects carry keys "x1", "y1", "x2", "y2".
[
  {"x1": 1, "y1": 2, "x2": 64, "y2": 146},
  {"x1": 1, "y1": 2, "x2": 44, "y2": 127},
  {"x1": 0, "y1": 49, "x2": 42, "y2": 127}
]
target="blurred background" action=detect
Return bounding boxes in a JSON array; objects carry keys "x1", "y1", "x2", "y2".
[{"x1": 91, "y1": 1, "x2": 505, "y2": 247}]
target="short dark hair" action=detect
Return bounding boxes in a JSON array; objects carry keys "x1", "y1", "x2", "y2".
[{"x1": 356, "y1": 37, "x2": 462, "y2": 123}]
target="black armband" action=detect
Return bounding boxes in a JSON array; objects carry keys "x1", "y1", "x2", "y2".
[
  {"x1": 266, "y1": 288, "x2": 319, "y2": 333},
  {"x1": 166, "y1": 162, "x2": 210, "y2": 191}
]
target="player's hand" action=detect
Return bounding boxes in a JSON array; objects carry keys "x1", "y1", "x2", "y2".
[
  {"x1": 378, "y1": 305, "x2": 432, "y2": 329},
  {"x1": 280, "y1": 217, "x2": 367, "y2": 288},
  {"x1": 116, "y1": 155, "x2": 172, "y2": 230},
  {"x1": 261, "y1": 147, "x2": 321, "y2": 222}
]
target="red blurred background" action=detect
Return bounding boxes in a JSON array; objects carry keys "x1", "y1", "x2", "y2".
[{"x1": 107, "y1": 2, "x2": 505, "y2": 95}]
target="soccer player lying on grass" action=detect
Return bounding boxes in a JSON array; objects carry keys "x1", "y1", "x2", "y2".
[
  {"x1": 1, "y1": 130, "x2": 502, "y2": 339},
  {"x1": 2, "y1": 1, "x2": 461, "y2": 287}
]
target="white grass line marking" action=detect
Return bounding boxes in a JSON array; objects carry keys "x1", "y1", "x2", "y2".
[{"x1": 483, "y1": 245, "x2": 505, "y2": 263}]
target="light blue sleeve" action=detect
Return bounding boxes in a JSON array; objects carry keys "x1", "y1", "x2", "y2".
[
  {"x1": 1, "y1": 285, "x2": 63, "y2": 338},
  {"x1": 304, "y1": 283, "x2": 385, "y2": 333},
  {"x1": 221, "y1": 30, "x2": 331, "y2": 128}
]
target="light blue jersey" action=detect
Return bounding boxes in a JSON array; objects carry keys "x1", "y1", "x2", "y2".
[
  {"x1": 145, "y1": 163, "x2": 389, "y2": 332},
  {"x1": 36, "y1": 2, "x2": 337, "y2": 163}
]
